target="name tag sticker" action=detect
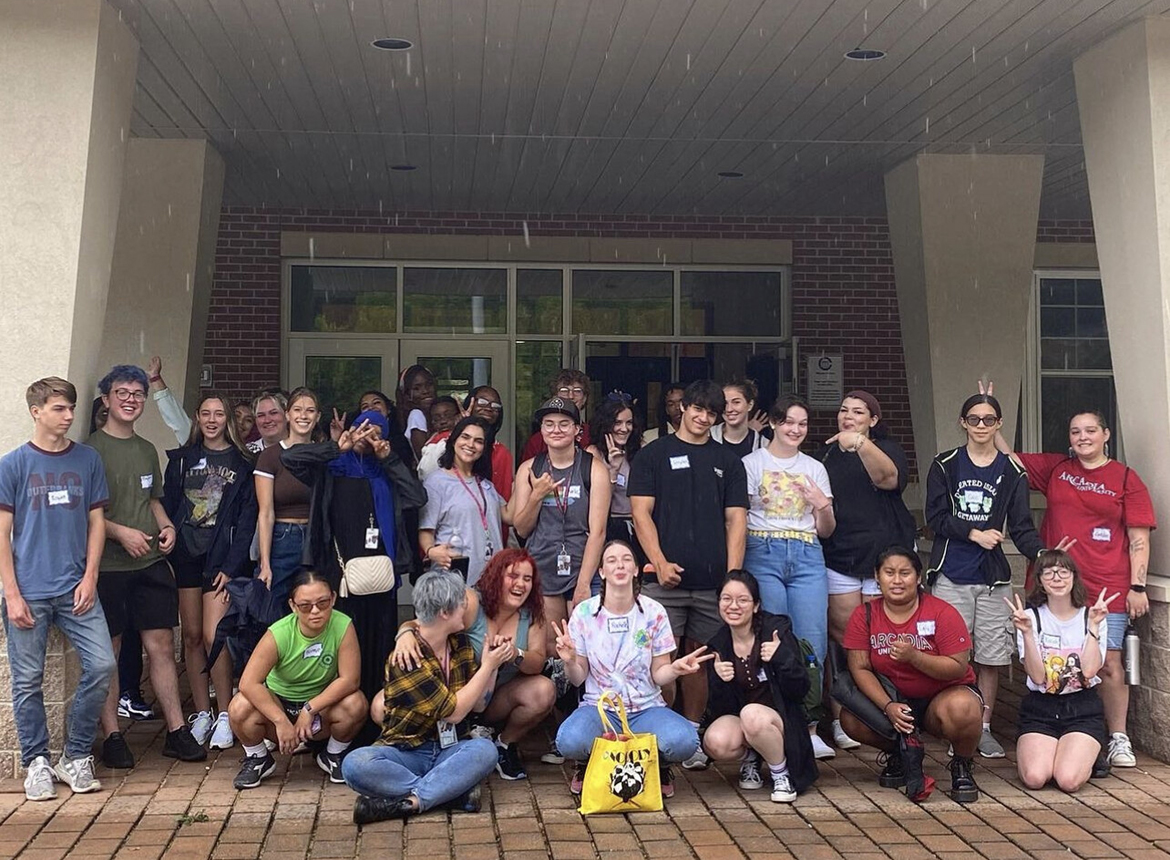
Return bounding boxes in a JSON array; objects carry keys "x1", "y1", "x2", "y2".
[
  {"x1": 1092, "y1": 527, "x2": 1112, "y2": 542},
  {"x1": 757, "y1": 668, "x2": 769, "y2": 682},
  {"x1": 303, "y1": 643, "x2": 323, "y2": 659},
  {"x1": 917, "y1": 620, "x2": 936, "y2": 637},
  {"x1": 47, "y1": 490, "x2": 69, "y2": 506},
  {"x1": 963, "y1": 489, "x2": 983, "y2": 507},
  {"x1": 193, "y1": 458, "x2": 207, "y2": 471},
  {"x1": 615, "y1": 472, "x2": 627, "y2": 488},
  {"x1": 713, "y1": 467, "x2": 724, "y2": 478},
  {"x1": 365, "y1": 528, "x2": 380, "y2": 549},
  {"x1": 140, "y1": 474, "x2": 153, "y2": 489},
  {"x1": 669, "y1": 455, "x2": 690, "y2": 470},
  {"x1": 607, "y1": 616, "x2": 630, "y2": 634},
  {"x1": 567, "y1": 485, "x2": 582, "y2": 500},
  {"x1": 1041, "y1": 634, "x2": 1062, "y2": 649},
  {"x1": 437, "y1": 720, "x2": 458, "y2": 749}
]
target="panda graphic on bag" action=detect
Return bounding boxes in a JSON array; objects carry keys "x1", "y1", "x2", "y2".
[{"x1": 609, "y1": 759, "x2": 646, "y2": 803}]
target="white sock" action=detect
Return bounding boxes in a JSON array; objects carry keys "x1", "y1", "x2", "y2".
[
  {"x1": 688, "y1": 719, "x2": 701, "y2": 729},
  {"x1": 769, "y1": 760, "x2": 789, "y2": 779},
  {"x1": 982, "y1": 722, "x2": 991, "y2": 732},
  {"x1": 243, "y1": 742, "x2": 268, "y2": 758},
  {"x1": 326, "y1": 737, "x2": 351, "y2": 755}
]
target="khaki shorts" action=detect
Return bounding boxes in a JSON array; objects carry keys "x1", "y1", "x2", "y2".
[
  {"x1": 930, "y1": 575, "x2": 1012, "y2": 667},
  {"x1": 640, "y1": 582, "x2": 722, "y2": 647}
]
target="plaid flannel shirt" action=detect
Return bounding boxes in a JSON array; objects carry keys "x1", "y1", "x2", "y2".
[{"x1": 378, "y1": 630, "x2": 478, "y2": 748}]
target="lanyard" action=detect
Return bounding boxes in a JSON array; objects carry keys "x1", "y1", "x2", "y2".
[
  {"x1": 550, "y1": 452, "x2": 580, "y2": 520},
  {"x1": 456, "y1": 473, "x2": 490, "y2": 535}
]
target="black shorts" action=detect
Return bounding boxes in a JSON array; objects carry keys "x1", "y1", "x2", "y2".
[
  {"x1": 903, "y1": 683, "x2": 984, "y2": 730},
  {"x1": 1017, "y1": 688, "x2": 1107, "y2": 745},
  {"x1": 277, "y1": 695, "x2": 306, "y2": 721},
  {"x1": 170, "y1": 549, "x2": 216, "y2": 592},
  {"x1": 97, "y1": 559, "x2": 179, "y2": 637}
]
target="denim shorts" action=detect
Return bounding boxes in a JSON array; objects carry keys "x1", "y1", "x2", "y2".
[{"x1": 1105, "y1": 612, "x2": 1128, "y2": 650}]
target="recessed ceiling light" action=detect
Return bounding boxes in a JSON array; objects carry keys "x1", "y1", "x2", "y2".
[
  {"x1": 390, "y1": 164, "x2": 417, "y2": 171},
  {"x1": 372, "y1": 37, "x2": 413, "y2": 51},
  {"x1": 845, "y1": 48, "x2": 885, "y2": 61},
  {"x1": 718, "y1": 171, "x2": 744, "y2": 178}
]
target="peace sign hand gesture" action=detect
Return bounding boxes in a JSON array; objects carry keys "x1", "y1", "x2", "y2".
[
  {"x1": 338, "y1": 419, "x2": 375, "y2": 452},
  {"x1": 605, "y1": 433, "x2": 624, "y2": 463},
  {"x1": 760, "y1": 629, "x2": 783, "y2": 662},
  {"x1": 330, "y1": 409, "x2": 347, "y2": 442},
  {"x1": 1004, "y1": 593, "x2": 1032, "y2": 633},
  {"x1": 1088, "y1": 587, "x2": 1121, "y2": 628},
  {"x1": 552, "y1": 619, "x2": 577, "y2": 663},
  {"x1": 672, "y1": 645, "x2": 715, "y2": 677},
  {"x1": 712, "y1": 653, "x2": 734, "y2": 683}
]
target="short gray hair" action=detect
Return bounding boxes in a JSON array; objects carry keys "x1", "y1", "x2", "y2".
[{"x1": 413, "y1": 570, "x2": 467, "y2": 624}]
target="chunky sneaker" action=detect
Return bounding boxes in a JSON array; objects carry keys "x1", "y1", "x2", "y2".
[
  {"x1": 54, "y1": 754, "x2": 101, "y2": 794},
  {"x1": 495, "y1": 742, "x2": 527, "y2": 780},
  {"x1": 233, "y1": 753, "x2": 277, "y2": 790},
  {"x1": 540, "y1": 743, "x2": 565, "y2": 765},
  {"x1": 948, "y1": 755, "x2": 980, "y2": 804},
  {"x1": 1108, "y1": 732, "x2": 1137, "y2": 767},
  {"x1": 209, "y1": 711, "x2": 234, "y2": 750},
  {"x1": 117, "y1": 692, "x2": 156, "y2": 721},
  {"x1": 681, "y1": 747, "x2": 710, "y2": 770},
  {"x1": 659, "y1": 765, "x2": 675, "y2": 799},
  {"x1": 832, "y1": 719, "x2": 861, "y2": 750},
  {"x1": 1092, "y1": 752, "x2": 1112, "y2": 779},
  {"x1": 810, "y1": 732, "x2": 837, "y2": 760},
  {"x1": 316, "y1": 750, "x2": 345, "y2": 784},
  {"x1": 570, "y1": 761, "x2": 587, "y2": 795},
  {"x1": 877, "y1": 750, "x2": 907, "y2": 788},
  {"x1": 467, "y1": 723, "x2": 494, "y2": 741},
  {"x1": 738, "y1": 751, "x2": 763, "y2": 790},
  {"x1": 977, "y1": 728, "x2": 1005, "y2": 759},
  {"x1": 101, "y1": 732, "x2": 135, "y2": 769},
  {"x1": 24, "y1": 756, "x2": 56, "y2": 801},
  {"x1": 162, "y1": 727, "x2": 207, "y2": 762},
  {"x1": 770, "y1": 772, "x2": 797, "y2": 803},
  {"x1": 353, "y1": 795, "x2": 414, "y2": 825},
  {"x1": 189, "y1": 710, "x2": 213, "y2": 745}
]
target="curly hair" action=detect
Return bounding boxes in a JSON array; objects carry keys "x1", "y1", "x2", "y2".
[{"x1": 476, "y1": 548, "x2": 545, "y2": 627}]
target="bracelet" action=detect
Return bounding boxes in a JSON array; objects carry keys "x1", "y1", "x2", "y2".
[
  {"x1": 1130, "y1": 584, "x2": 1147, "y2": 593},
  {"x1": 302, "y1": 701, "x2": 313, "y2": 713},
  {"x1": 1088, "y1": 631, "x2": 1100, "y2": 640},
  {"x1": 149, "y1": 375, "x2": 162, "y2": 383}
]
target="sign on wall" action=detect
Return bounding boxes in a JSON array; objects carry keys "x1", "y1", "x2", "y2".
[{"x1": 806, "y1": 354, "x2": 844, "y2": 409}]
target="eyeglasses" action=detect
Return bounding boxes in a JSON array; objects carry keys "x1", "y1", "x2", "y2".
[
  {"x1": 474, "y1": 397, "x2": 502, "y2": 411},
  {"x1": 718, "y1": 596, "x2": 754, "y2": 607},
  {"x1": 557, "y1": 387, "x2": 586, "y2": 397},
  {"x1": 292, "y1": 598, "x2": 333, "y2": 613},
  {"x1": 112, "y1": 388, "x2": 146, "y2": 402},
  {"x1": 963, "y1": 415, "x2": 999, "y2": 427},
  {"x1": 1040, "y1": 567, "x2": 1073, "y2": 580}
]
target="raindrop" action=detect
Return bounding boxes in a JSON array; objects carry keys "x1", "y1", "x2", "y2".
[
  {"x1": 863, "y1": 94, "x2": 867, "y2": 106},
  {"x1": 167, "y1": 204, "x2": 172, "y2": 218},
  {"x1": 309, "y1": 237, "x2": 315, "y2": 259},
  {"x1": 140, "y1": 331, "x2": 145, "y2": 352},
  {"x1": 276, "y1": 168, "x2": 281, "y2": 178},
  {"x1": 522, "y1": 221, "x2": 531, "y2": 248},
  {"x1": 349, "y1": 158, "x2": 353, "y2": 172},
  {"x1": 925, "y1": 117, "x2": 930, "y2": 134},
  {"x1": 185, "y1": 272, "x2": 191, "y2": 292},
  {"x1": 971, "y1": 46, "x2": 976, "y2": 64},
  {"x1": 686, "y1": 53, "x2": 691, "y2": 70},
  {"x1": 406, "y1": 53, "x2": 411, "y2": 75}
]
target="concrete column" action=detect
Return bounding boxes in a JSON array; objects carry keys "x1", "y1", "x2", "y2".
[
  {"x1": 885, "y1": 154, "x2": 1045, "y2": 479},
  {"x1": 1074, "y1": 17, "x2": 1170, "y2": 757},
  {"x1": 97, "y1": 139, "x2": 226, "y2": 449},
  {"x1": 0, "y1": 0, "x2": 138, "y2": 776}
]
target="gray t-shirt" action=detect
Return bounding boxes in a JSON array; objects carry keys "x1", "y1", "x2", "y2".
[{"x1": 419, "y1": 470, "x2": 504, "y2": 587}]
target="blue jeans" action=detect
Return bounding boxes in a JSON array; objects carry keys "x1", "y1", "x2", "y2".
[
  {"x1": 3, "y1": 593, "x2": 116, "y2": 765},
  {"x1": 341, "y1": 738, "x2": 496, "y2": 811},
  {"x1": 556, "y1": 705, "x2": 698, "y2": 763},
  {"x1": 269, "y1": 522, "x2": 307, "y2": 603},
  {"x1": 744, "y1": 534, "x2": 828, "y2": 663}
]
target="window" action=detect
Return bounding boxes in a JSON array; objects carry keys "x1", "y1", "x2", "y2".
[
  {"x1": 517, "y1": 269, "x2": 563, "y2": 334},
  {"x1": 290, "y1": 266, "x2": 396, "y2": 333},
  {"x1": 680, "y1": 271, "x2": 784, "y2": 336},
  {"x1": 402, "y1": 267, "x2": 507, "y2": 334},
  {"x1": 572, "y1": 270, "x2": 673, "y2": 336}
]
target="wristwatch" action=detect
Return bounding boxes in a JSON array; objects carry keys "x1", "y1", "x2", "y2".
[{"x1": 1130, "y1": 585, "x2": 1147, "y2": 593}]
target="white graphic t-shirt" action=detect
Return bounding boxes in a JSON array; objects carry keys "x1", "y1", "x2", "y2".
[
  {"x1": 743, "y1": 448, "x2": 833, "y2": 534},
  {"x1": 1018, "y1": 604, "x2": 1107, "y2": 694}
]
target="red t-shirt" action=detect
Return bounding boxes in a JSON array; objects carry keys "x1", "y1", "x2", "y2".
[
  {"x1": 1018, "y1": 454, "x2": 1157, "y2": 595},
  {"x1": 843, "y1": 593, "x2": 976, "y2": 700}
]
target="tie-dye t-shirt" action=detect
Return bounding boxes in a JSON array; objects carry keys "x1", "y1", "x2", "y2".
[
  {"x1": 743, "y1": 448, "x2": 833, "y2": 534},
  {"x1": 568, "y1": 595, "x2": 676, "y2": 713}
]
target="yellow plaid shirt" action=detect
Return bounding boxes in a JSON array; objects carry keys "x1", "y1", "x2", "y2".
[{"x1": 378, "y1": 630, "x2": 478, "y2": 748}]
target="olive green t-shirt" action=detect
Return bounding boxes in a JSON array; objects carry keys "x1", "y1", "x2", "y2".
[{"x1": 86, "y1": 431, "x2": 164, "y2": 572}]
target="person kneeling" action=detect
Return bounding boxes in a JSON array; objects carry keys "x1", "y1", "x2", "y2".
[
  {"x1": 839, "y1": 548, "x2": 984, "y2": 803},
  {"x1": 228, "y1": 569, "x2": 367, "y2": 789},
  {"x1": 702, "y1": 571, "x2": 818, "y2": 803},
  {"x1": 1011, "y1": 549, "x2": 1114, "y2": 793},
  {"x1": 343, "y1": 570, "x2": 514, "y2": 824}
]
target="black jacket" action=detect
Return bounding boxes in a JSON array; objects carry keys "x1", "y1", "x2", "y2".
[
  {"x1": 704, "y1": 611, "x2": 818, "y2": 794},
  {"x1": 281, "y1": 441, "x2": 427, "y2": 588},
  {"x1": 925, "y1": 447, "x2": 1043, "y2": 587},
  {"x1": 163, "y1": 444, "x2": 257, "y2": 578}
]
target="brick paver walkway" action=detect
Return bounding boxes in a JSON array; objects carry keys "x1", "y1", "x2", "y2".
[{"x1": 4, "y1": 678, "x2": 1170, "y2": 860}]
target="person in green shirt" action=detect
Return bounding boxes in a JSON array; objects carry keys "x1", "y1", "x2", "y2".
[{"x1": 227, "y1": 568, "x2": 366, "y2": 789}]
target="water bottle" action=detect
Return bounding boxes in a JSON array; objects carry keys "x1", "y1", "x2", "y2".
[{"x1": 1124, "y1": 624, "x2": 1141, "y2": 686}]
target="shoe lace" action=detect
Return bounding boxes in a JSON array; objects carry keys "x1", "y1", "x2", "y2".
[
  {"x1": 74, "y1": 755, "x2": 96, "y2": 781},
  {"x1": 741, "y1": 759, "x2": 760, "y2": 781}
]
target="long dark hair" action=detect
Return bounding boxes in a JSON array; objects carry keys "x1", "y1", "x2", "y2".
[
  {"x1": 594, "y1": 539, "x2": 643, "y2": 616},
  {"x1": 438, "y1": 416, "x2": 494, "y2": 482},
  {"x1": 1027, "y1": 549, "x2": 1088, "y2": 608},
  {"x1": 721, "y1": 569, "x2": 763, "y2": 636},
  {"x1": 591, "y1": 397, "x2": 642, "y2": 465}
]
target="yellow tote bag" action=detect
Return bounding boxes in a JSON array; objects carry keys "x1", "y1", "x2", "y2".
[{"x1": 577, "y1": 691, "x2": 663, "y2": 815}]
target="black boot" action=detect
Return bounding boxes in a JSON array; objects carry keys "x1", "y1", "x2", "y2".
[
  {"x1": 899, "y1": 730, "x2": 934, "y2": 801},
  {"x1": 877, "y1": 750, "x2": 907, "y2": 788},
  {"x1": 353, "y1": 795, "x2": 415, "y2": 825},
  {"x1": 948, "y1": 755, "x2": 980, "y2": 804}
]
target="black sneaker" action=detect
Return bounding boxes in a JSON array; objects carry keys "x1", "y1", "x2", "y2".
[
  {"x1": 162, "y1": 726, "x2": 208, "y2": 762},
  {"x1": 117, "y1": 692, "x2": 157, "y2": 721},
  {"x1": 101, "y1": 732, "x2": 135, "y2": 769},
  {"x1": 659, "y1": 765, "x2": 675, "y2": 799},
  {"x1": 442, "y1": 783, "x2": 482, "y2": 813},
  {"x1": 877, "y1": 750, "x2": 906, "y2": 788},
  {"x1": 353, "y1": 795, "x2": 415, "y2": 825},
  {"x1": 948, "y1": 755, "x2": 980, "y2": 804},
  {"x1": 1092, "y1": 753, "x2": 1112, "y2": 779},
  {"x1": 316, "y1": 749, "x2": 345, "y2": 784},
  {"x1": 233, "y1": 753, "x2": 276, "y2": 790},
  {"x1": 495, "y1": 742, "x2": 527, "y2": 780}
]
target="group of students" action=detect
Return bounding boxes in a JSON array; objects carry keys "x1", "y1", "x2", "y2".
[{"x1": 0, "y1": 359, "x2": 1155, "y2": 822}]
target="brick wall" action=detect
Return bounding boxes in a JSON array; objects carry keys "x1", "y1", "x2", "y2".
[{"x1": 204, "y1": 210, "x2": 1098, "y2": 476}]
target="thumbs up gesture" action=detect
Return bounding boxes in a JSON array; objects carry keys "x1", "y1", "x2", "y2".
[
  {"x1": 712, "y1": 653, "x2": 735, "y2": 682},
  {"x1": 760, "y1": 629, "x2": 782, "y2": 662}
]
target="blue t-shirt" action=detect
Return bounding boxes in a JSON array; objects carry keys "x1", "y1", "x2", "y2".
[
  {"x1": 0, "y1": 442, "x2": 110, "y2": 600},
  {"x1": 941, "y1": 449, "x2": 1007, "y2": 585}
]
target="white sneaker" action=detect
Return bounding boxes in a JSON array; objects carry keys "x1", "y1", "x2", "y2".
[
  {"x1": 24, "y1": 756, "x2": 56, "y2": 801},
  {"x1": 832, "y1": 719, "x2": 861, "y2": 750},
  {"x1": 468, "y1": 724, "x2": 495, "y2": 741},
  {"x1": 1108, "y1": 732, "x2": 1137, "y2": 767},
  {"x1": 540, "y1": 743, "x2": 565, "y2": 765},
  {"x1": 189, "y1": 710, "x2": 213, "y2": 745},
  {"x1": 771, "y1": 772, "x2": 797, "y2": 803},
  {"x1": 810, "y1": 733, "x2": 836, "y2": 760},
  {"x1": 209, "y1": 711, "x2": 234, "y2": 750},
  {"x1": 54, "y1": 754, "x2": 101, "y2": 794},
  {"x1": 738, "y1": 752, "x2": 763, "y2": 789},
  {"x1": 681, "y1": 747, "x2": 710, "y2": 771}
]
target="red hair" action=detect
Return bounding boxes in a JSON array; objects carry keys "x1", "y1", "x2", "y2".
[{"x1": 477, "y1": 548, "x2": 545, "y2": 627}]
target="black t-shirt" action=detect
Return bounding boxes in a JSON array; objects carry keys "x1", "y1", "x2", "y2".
[
  {"x1": 721, "y1": 429, "x2": 761, "y2": 460},
  {"x1": 180, "y1": 447, "x2": 240, "y2": 557},
  {"x1": 330, "y1": 476, "x2": 387, "y2": 560},
  {"x1": 818, "y1": 438, "x2": 916, "y2": 578},
  {"x1": 628, "y1": 435, "x2": 748, "y2": 590}
]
